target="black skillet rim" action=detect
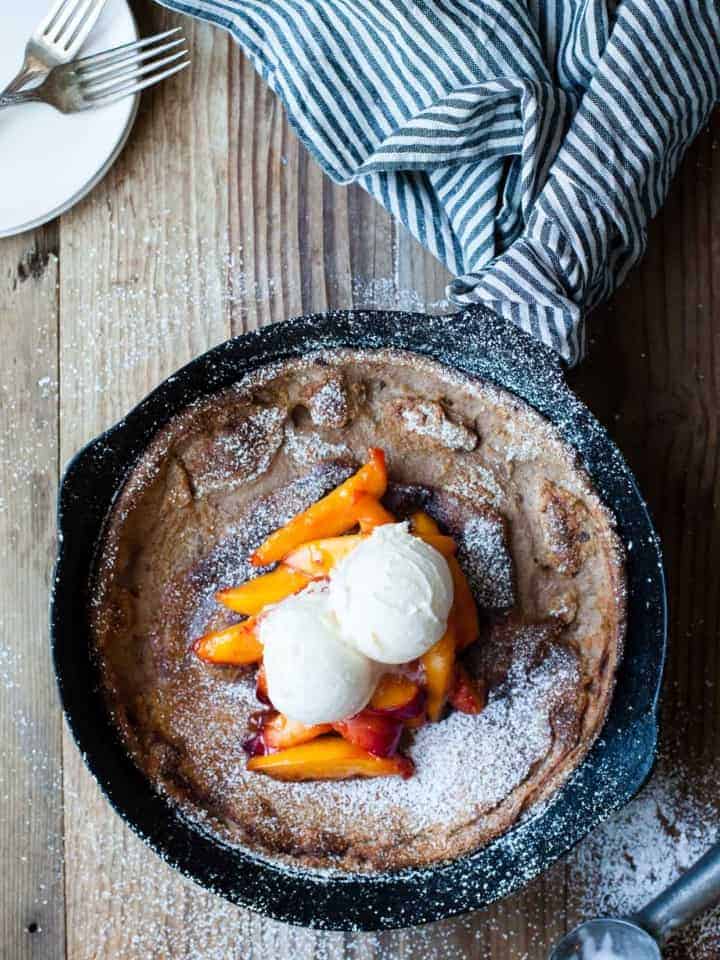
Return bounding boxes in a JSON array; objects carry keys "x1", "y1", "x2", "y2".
[{"x1": 51, "y1": 307, "x2": 667, "y2": 931}]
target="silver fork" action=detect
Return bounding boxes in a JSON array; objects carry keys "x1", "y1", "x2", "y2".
[
  {"x1": 3, "y1": 0, "x2": 110, "y2": 95},
  {"x1": 0, "y1": 30, "x2": 190, "y2": 113}
]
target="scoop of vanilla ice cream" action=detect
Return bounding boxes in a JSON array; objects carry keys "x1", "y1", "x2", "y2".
[
  {"x1": 328, "y1": 523, "x2": 454, "y2": 664},
  {"x1": 259, "y1": 585, "x2": 377, "y2": 724}
]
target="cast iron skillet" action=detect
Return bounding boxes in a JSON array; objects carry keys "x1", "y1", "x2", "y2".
[{"x1": 51, "y1": 307, "x2": 667, "y2": 931}]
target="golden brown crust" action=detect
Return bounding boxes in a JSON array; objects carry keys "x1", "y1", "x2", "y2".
[
  {"x1": 538, "y1": 479, "x2": 593, "y2": 576},
  {"x1": 91, "y1": 348, "x2": 626, "y2": 872},
  {"x1": 387, "y1": 396, "x2": 479, "y2": 452}
]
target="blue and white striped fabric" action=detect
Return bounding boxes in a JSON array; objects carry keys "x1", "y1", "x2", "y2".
[{"x1": 159, "y1": 0, "x2": 719, "y2": 363}]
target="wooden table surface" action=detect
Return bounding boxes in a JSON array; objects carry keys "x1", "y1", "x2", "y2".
[{"x1": 1, "y1": 4, "x2": 718, "y2": 958}]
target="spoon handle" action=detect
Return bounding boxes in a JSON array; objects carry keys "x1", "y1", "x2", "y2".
[{"x1": 633, "y1": 843, "x2": 720, "y2": 944}]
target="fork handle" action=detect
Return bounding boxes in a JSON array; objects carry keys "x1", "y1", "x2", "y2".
[
  {"x1": 2, "y1": 48, "x2": 49, "y2": 96},
  {"x1": 2, "y1": 65, "x2": 47, "y2": 96},
  {"x1": 0, "y1": 90, "x2": 43, "y2": 110}
]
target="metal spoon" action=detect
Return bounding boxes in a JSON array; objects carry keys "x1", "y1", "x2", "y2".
[{"x1": 551, "y1": 843, "x2": 720, "y2": 959}]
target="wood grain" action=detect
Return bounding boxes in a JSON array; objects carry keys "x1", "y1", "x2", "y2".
[
  {"x1": 567, "y1": 108, "x2": 720, "y2": 960},
  {"x1": 58, "y1": 6, "x2": 233, "y2": 958},
  {"x1": 227, "y1": 54, "x2": 397, "y2": 335},
  {"x1": 396, "y1": 221, "x2": 451, "y2": 312},
  {"x1": 0, "y1": 0, "x2": 717, "y2": 950},
  {"x1": 0, "y1": 224, "x2": 64, "y2": 959}
]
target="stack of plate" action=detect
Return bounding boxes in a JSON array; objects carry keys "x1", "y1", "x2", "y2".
[{"x1": 0, "y1": 0, "x2": 138, "y2": 238}]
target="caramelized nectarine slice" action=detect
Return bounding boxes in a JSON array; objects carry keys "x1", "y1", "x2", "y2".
[
  {"x1": 420, "y1": 533, "x2": 456, "y2": 558},
  {"x1": 193, "y1": 618, "x2": 262, "y2": 665},
  {"x1": 282, "y1": 524, "x2": 453, "y2": 577},
  {"x1": 216, "y1": 567, "x2": 311, "y2": 616},
  {"x1": 250, "y1": 448, "x2": 388, "y2": 567},
  {"x1": 355, "y1": 494, "x2": 396, "y2": 532},
  {"x1": 448, "y1": 663, "x2": 486, "y2": 714},
  {"x1": 447, "y1": 555, "x2": 480, "y2": 650},
  {"x1": 409, "y1": 511, "x2": 457, "y2": 556},
  {"x1": 369, "y1": 674, "x2": 426, "y2": 720},
  {"x1": 422, "y1": 621, "x2": 457, "y2": 721},
  {"x1": 282, "y1": 534, "x2": 366, "y2": 577},
  {"x1": 284, "y1": 529, "x2": 455, "y2": 571},
  {"x1": 246, "y1": 736, "x2": 414, "y2": 780},
  {"x1": 261, "y1": 712, "x2": 332, "y2": 751},
  {"x1": 410, "y1": 511, "x2": 441, "y2": 536},
  {"x1": 333, "y1": 711, "x2": 403, "y2": 757}
]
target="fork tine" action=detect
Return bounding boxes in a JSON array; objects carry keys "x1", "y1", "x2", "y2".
[
  {"x1": 83, "y1": 50, "x2": 188, "y2": 94},
  {"x1": 60, "y1": 0, "x2": 108, "y2": 54},
  {"x1": 39, "y1": 0, "x2": 80, "y2": 36},
  {"x1": 74, "y1": 28, "x2": 182, "y2": 69},
  {"x1": 44, "y1": 0, "x2": 83, "y2": 42},
  {"x1": 78, "y1": 37, "x2": 186, "y2": 79},
  {"x1": 85, "y1": 59, "x2": 190, "y2": 106}
]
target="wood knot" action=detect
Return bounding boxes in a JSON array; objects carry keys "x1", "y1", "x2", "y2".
[{"x1": 17, "y1": 245, "x2": 52, "y2": 283}]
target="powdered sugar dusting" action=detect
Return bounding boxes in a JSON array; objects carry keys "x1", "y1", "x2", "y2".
[
  {"x1": 188, "y1": 406, "x2": 287, "y2": 497},
  {"x1": 52, "y1": 324, "x2": 664, "y2": 944},
  {"x1": 185, "y1": 462, "x2": 355, "y2": 638},
  {"x1": 307, "y1": 379, "x2": 349, "y2": 428},
  {"x1": 283, "y1": 423, "x2": 351, "y2": 467},
  {"x1": 569, "y1": 741, "x2": 720, "y2": 960},
  {"x1": 4, "y1": 630, "x2": 717, "y2": 960},
  {"x1": 445, "y1": 459, "x2": 506, "y2": 508},
  {"x1": 398, "y1": 398, "x2": 478, "y2": 452},
  {"x1": 89, "y1": 345, "x2": 628, "y2": 878},
  {"x1": 458, "y1": 512, "x2": 515, "y2": 610},
  {"x1": 579, "y1": 930, "x2": 626, "y2": 959},
  {"x1": 164, "y1": 635, "x2": 580, "y2": 867},
  {"x1": 401, "y1": 645, "x2": 579, "y2": 822}
]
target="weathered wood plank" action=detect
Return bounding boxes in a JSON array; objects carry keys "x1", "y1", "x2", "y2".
[
  {"x1": 567, "y1": 112, "x2": 720, "y2": 960},
  {"x1": 227, "y1": 55, "x2": 384, "y2": 336},
  {"x1": 0, "y1": 224, "x2": 64, "y2": 959},
  {"x1": 396, "y1": 222, "x2": 451, "y2": 313},
  {"x1": 58, "y1": 7, "x2": 233, "y2": 958}
]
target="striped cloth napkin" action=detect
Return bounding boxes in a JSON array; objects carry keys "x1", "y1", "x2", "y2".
[{"x1": 159, "y1": 0, "x2": 719, "y2": 364}]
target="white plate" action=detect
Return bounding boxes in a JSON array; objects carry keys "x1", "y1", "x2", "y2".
[{"x1": 0, "y1": 0, "x2": 138, "y2": 238}]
